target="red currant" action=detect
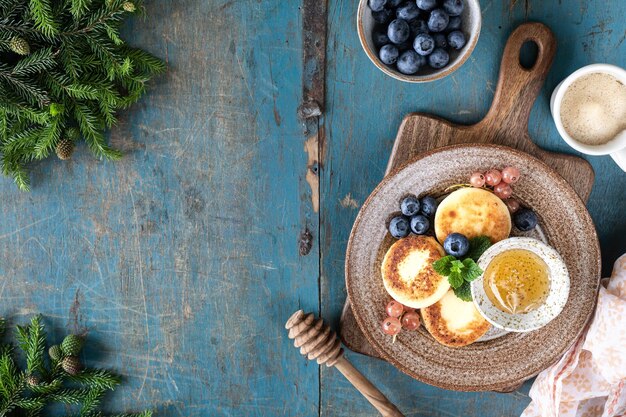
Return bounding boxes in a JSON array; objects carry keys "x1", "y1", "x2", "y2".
[
  {"x1": 470, "y1": 172, "x2": 485, "y2": 187},
  {"x1": 494, "y1": 182, "x2": 513, "y2": 199},
  {"x1": 502, "y1": 166, "x2": 520, "y2": 184},
  {"x1": 382, "y1": 317, "x2": 402, "y2": 335},
  {"x1": 401, "y1": 311, "x2": 420, "y2": 330},
  {"x1": 385, "y1": 300, "x2": 404, "y2": 318},
  {"x1": 485, "y1": 169, "x2": 502, "y2": 186}
]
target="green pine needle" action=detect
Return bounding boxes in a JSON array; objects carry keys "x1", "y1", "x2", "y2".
[
  {"x1": 0, "y1": 0, "x2": 164, "y2": 189},
  {"x1": 0, "y1": 315, "x2": 152, "y2": 415}
]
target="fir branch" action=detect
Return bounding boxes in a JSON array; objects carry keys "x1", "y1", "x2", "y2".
[
  {"x1": 29, "y1": 378, "x2": 62, "y2": 394},
  {"x1": 0, "y1": 348, "x2": 19, "y2": 399},
  {"x1": 11, "y1": 47, "x2": 56, "y2": 76},
  {"x1": 0, "y1": 316, "x2": 153, "y2": 415},
  {"x1": 69, "y1": 0, "x2": 92, "y2": 19},
  {"x1": 29, "y1": 0, "x2": 58, "y2": 37},
  {"x1": 0, "y1": 0, "x2": 164, "y2": 188},
  {"x1": 47, "y1": 388, "x2": 90, "y2": 404},
  {"x1": 22, "y1": 315, "x2": 46, "y2": 375},
  {"x1": 80, "y1": 387, "x2": 105, "y2": 416},
  {"x1": 67, "y1": 369, "x2": 121, "y2": 391},
  {"x1": 33, "y1": 115, "x2": 63, "y2": 158},
  {"x1": 15, "y1": 396, "x2": 45, "y2": 410}
]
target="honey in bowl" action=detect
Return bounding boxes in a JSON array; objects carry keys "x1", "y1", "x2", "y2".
[{"x1": 483, "y1": 249, "x2": 550, "y2": 314}]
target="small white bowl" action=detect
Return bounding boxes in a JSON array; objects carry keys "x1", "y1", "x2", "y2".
[
  {"x1": 471, "y1": 237, "x2": 570, "y2": 333},
  {"x1": 550, "y1": 63, "x2": 626, "y2": 172},
  {"x1": 357, "y1": 0, "x2": 481, "y2": 83}
]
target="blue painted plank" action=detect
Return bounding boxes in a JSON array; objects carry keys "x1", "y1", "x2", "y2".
[
  {"x1": 322, "y1": 0, "x2": 625, "y2": 415},
  {"x1": 0, "y1": 1, "x2": 319, "y2": 416}
]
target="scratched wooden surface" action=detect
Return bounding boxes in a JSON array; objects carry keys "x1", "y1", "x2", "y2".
[{"x1": 0, "y1": 0, "x2": 624, "y2": 416}]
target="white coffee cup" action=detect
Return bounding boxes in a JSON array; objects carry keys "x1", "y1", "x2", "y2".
[{"x1": 550, "y1": 64, "x2": 626, "y2": 172}]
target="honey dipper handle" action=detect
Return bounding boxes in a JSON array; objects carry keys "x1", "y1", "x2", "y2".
[{"x1": 334, "y1": 356, "x2": 405, "y2": 417}]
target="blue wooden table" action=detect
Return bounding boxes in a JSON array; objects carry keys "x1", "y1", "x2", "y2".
[{"x1": 0, "y1": 1, "x2": 624, "y2": 416}]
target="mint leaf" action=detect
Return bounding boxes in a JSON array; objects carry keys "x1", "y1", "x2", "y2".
[
  {"x1": 467, "y1": 236, "x2": 492, "y2": 261},
  {"x1": 461, "y1": 258, "x2": 483, "y2": 282},
  {"x1": 450, "y1": 259, "x2": 464, "y2": 274},
  {"x1": 448, "y1": 270, "x2": 464, "y2": 289},
  {"x1": 432, "y1": 255, "x2": 455, "y2": 276},
  {"x1": 453, "y1": 281, "x2": 473, "y2": 301}
]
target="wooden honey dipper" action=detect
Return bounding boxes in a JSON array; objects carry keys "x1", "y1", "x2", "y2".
[{"x1": 286, "y1": 310, "x2": 404, "y2": 417}]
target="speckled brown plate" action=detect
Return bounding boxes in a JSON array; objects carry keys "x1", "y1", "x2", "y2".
[{"x1": 345, "y1": 144, "x2": 601, "y2": 391}]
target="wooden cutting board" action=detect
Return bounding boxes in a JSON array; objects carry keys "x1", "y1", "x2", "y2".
[{"x1": 339, "y1": 23, "x2": 595, "y2": 370}]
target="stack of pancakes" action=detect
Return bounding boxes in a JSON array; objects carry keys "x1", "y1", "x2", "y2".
[{"x1": 382, "y1": 188, "x2": 511, "y2": 347}]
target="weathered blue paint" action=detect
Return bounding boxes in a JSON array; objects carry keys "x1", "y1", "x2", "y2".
[
  {"x1": 0, "y1": 0, "x2": 623, "y2": 416},
  {"x1": 0, "y1": 1, "x2": 319, "y2": 416}
]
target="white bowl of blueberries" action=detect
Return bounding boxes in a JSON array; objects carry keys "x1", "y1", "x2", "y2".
[{"x1": 357, "y1": 0, "x2": 481, "y2": 82}]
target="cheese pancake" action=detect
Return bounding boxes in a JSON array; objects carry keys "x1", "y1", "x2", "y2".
[
  {"x1": 434, "y1": 188, "x2": 511, "y2": 244},
  {"x1": 421, "y1": 290, "x2": 491, "y2": 347},
  {"x1": 382, "y1": 235, "x2": 449, "y2": 309}
]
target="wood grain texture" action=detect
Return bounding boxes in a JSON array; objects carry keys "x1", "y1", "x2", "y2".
[
  {"x1": 322, "y1": 1, "x2": 625, "y2": 416},
  {"x1": 0, "y1": 0, "x2": 622, "y2": 416},
  {"x1": 386, "y1": 23, "x2": 593, "y2": 201},
  {"x1": 0, "y1": 1, "x2": 320, "y2": 416}
]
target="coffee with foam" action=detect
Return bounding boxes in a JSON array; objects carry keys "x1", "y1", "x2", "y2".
[{"x1": 560, "y1": 73, "x2": 626, "y2": 146}]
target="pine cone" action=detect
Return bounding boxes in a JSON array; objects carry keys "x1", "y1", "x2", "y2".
[
  {"x1": 9, "y1": 37, "x2": 30, "y2": 55},
  {"x1": 122, "y1": 2, "x2": 136, "y2": 12},
  {"x1": 61, "y1": 334, "x2": 83, "y2": 356},
  {"x1": 55, "y1": 139, "x2": 75, "y2": 160},
  {"x1": 48, "y1": 345, "x2": 63, "y2": 361},
  {"x1": 61, "y1": 356, "x2": 82, "y2": 375},
  {"x1": 26, "y1": 374, "x2": 40, "y2": 386}
]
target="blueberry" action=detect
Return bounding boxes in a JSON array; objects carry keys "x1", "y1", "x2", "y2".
[
  {"x1": 428, "y1": 9, "x2": 449, "y2": 32},
  {"x1": 368, "y1": 0, "x2": 388, "y2": 12},
  {"x1": 420, "y1": 196, "x2": 438, "y2": 217},
  {"x1": 395, "y1": 40, "x2": 413, "y2": 51},
  {"x1": 410, "y1": 215, "x2": 430, "y2": 235},
  {"x1": 397, "y1": 50, "x2": 422, "y2": 74},
  {"x1": 443, "y1": 233, "x2": 470, "y2": 257},
  {"x1": 433, "y1": 33, "x2": 447, "y2": 48},
  {"x1": 514, "y1": 209, "x2": 538, "y2": 231},
  {"x1": 409, "y1": 19, "x2": 429, "y2": 36},
  {"x1": 387, "y1": 19, "x2": 410, "y2": 44},
  {"x1": 413, "y1": 33, "x2": 435, "y2": 55},
  {"x1": 428, "y1": 47, "x2": 449, "y2": 68},
  {"x1": 447, "y1": 30, "x2": 466, "y2": 49},
  {"x1": 373, "y1": 31, "x2": 390, "y2": 47},
  {"x1": 388, "y1": 0, "x2": 404, "y2": 6},
  {"x1": 442, "y1": 0, "x2": 464, "y2": 16},
  {"x1": 416, "y1": 0, "x2": 437, "y2": 11},
  {"x1": 372, "y1": 8, "x2": 393, "y2": 24},
  {"x1": 389, "y1": 216, "x2": 410, "y2": 238},
  {"x1": 446, "y1": 16, "x2": 462, "y2": 31},
  {"x1": 379, "y1": 44, "x2": 399, "y2": 65},
  {"x1": 396, "y1": 2, "x2": 420, "y2": 21},
  {"x1": 400, "y1": 195, "x2": 420, "y2": 216}
]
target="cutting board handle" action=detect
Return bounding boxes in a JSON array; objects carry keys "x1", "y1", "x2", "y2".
[{"x1": 479, "y1": 22, "x2": 557, "y2": 146}]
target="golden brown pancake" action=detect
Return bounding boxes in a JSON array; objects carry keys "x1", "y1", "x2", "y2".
[
  {"x1": 434, "y1": 187, "x2": 511, "y2": 244},
  {"x1": 421, "y1": 290, "x2": 491, "y2": 347},
  {"x1": 381, "y1": 235, "x2": 449, "y2": 309}
]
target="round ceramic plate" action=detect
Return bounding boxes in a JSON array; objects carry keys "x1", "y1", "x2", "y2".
[{"x1": 345, "y1": 144, "x2": 600, "y2": 391}]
